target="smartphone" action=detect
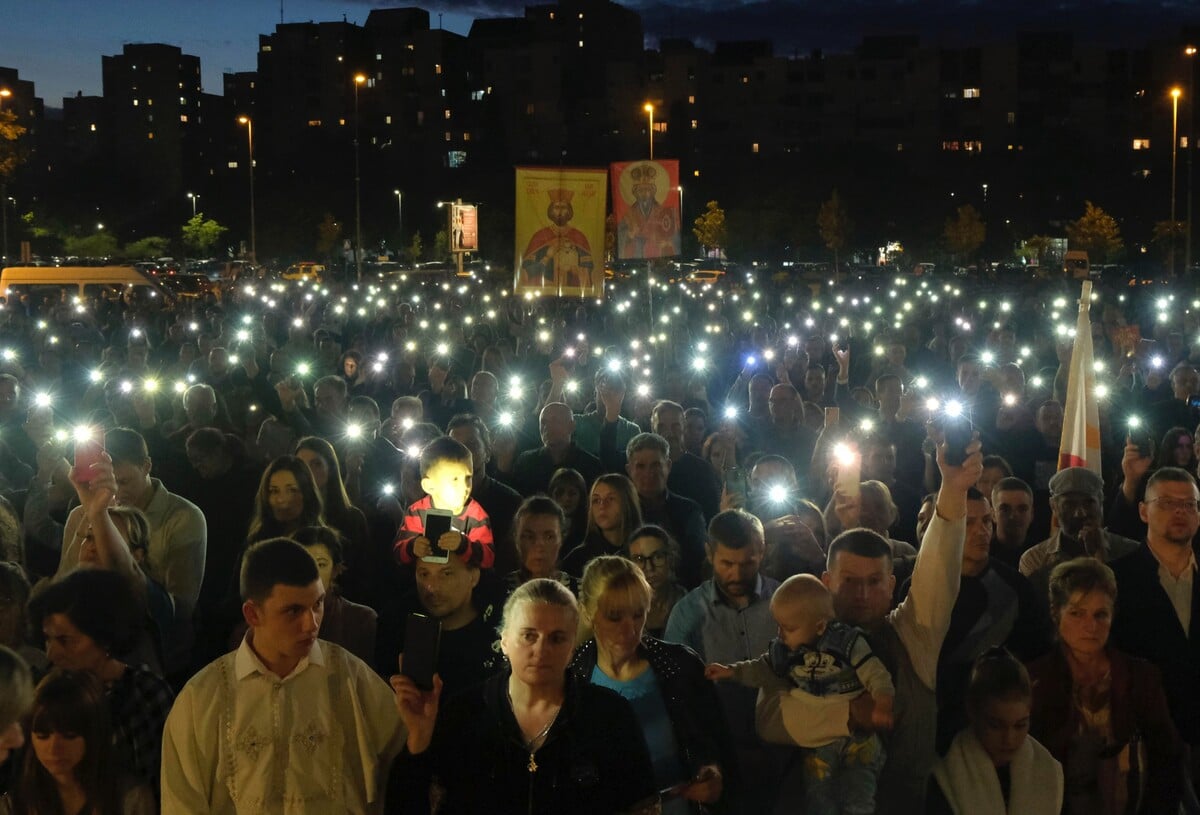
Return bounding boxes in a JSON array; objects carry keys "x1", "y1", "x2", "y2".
[
  {"x1": 73, "y1": 438, "x2": 104, "y2": 483},
  {"x1": 724, "y1": 467, "x2": 748, "y2": 503},
  {"x1": 834, "y1": 447, "x2": 861, "y2": 500},
  {"x1": 401, "y1": 613, "x2": 442, "y2": 692},
  {"x1": 422, "y1": 508, "x2": 454, "y2": 564},
  {"x1": 824, "y1": 406, "x2": 840, "y2": 430},
  {"x1": 941, "y1": 415, "x2": 974, "y2": 466},
  {"x1": 1128, "y1": 429, "x2": 1155, "y2": 459}
]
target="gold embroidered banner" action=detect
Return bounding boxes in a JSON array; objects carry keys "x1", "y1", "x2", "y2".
[{"x1": 514, "y1": 166, "x2": 608, "y2": 298}]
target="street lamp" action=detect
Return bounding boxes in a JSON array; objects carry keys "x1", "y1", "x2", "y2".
[
  {"x1": 1172, "y1": 87, "x2": 1182, "y2": 275},
  {"x1": 237, "y1": 116, "x2": 256, "y2": 264},
  {"x1": 393, "y1": 189, "x2": 403, "y2": 243},
  {"x1": 1187, "y1": 47, "x2": 1197, "y2": 272},
  {"x1": 643, "y1": 103, "x2": 654, "y2": 160},
  {"x1": 353, "y1": 73, "x2": 367, "y2": 282},
  {"x1": 187, "y1": 192, "x2": 199, "y2": 217},
  {"x1": 0, "y1": 90, "x2": 10, "y2": 262}
]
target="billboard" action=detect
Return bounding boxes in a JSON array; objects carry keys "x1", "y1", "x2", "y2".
[
  {"x1": 611, "y1": 159, "x2": 680, "y2": 260},
  {"x1": 450, "y1": 203, "x2": 478, "y2": 253},
  {"x1": 514, "y1": 166, "x2": 608, "y2": 298}
]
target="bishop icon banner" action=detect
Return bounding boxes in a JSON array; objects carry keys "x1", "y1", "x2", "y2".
[{"x1": 611, "y1": 159, "x2": 680, "y2": 260}]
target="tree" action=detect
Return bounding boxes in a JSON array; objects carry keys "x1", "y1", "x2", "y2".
[
  {"x1": 1015, "y1": 234, "x2": 1054, "y2": 266},
  {"x1": 943, "y1": 204, "x2": 986, "y2": 264},
  {"x1": 693, "y1": 200, "x2": 727, "y2": 256},
  {"x1": 433, "y1": 229, "x2": 450, "y2": 261},
  {"x1": 63, "y1": 232, "x2": 119, "y2": 259},
  {"x1": 1152, "y1": 220, "x2": 1186, "y2": 265},
  {"x1": 0, "y1": 109, "x2": 27, "y2": 181},
  {"x1": 181, "y1": 213, "x2": 227, "y2": 256},
  {"x1": 408, "y1": 232, "x2": 424, "y2": 264},
  {"x1": 124, "y1": 236, "x2": 170, "y2": 259},
  {"x1": 316, "y1": 213, "x2": 342, "y2": 259},
  {"x1": 1065, "y1": 201, "x2": 1123, "y2": 263},
  {"x1": 817, "y1": 189, "x2": 852, "y2": 279}
]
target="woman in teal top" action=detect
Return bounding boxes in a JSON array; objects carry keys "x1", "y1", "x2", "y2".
[{"x1": 570, "y1": 556, "x2": 728, "y2": 814}]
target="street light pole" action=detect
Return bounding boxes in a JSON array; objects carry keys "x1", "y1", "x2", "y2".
[
  {"x1": 353, "y1": 74, "x2": 366, "y2": 282},
  {"x1": 187, "y1": 192, "x2": 199, "y2": 217},
  {"x1": 646, "y1": 104, "x2": 655, "y2": 160},
  {"x1": 1187, "y1": 47, "x2": 1197, "y2": 273},
  {"x1": 0, "y1": 90, "x2": 11, "y2": 263},
  {"x1": 1172, "y1": 87, "x2": 1182, "y2": 276},
  {"x1": 237, "y1": 116, "x2": 257, "y2": 264},
  {"x1": 393, "y1": 189, "x2": 403, "y2": 247}
]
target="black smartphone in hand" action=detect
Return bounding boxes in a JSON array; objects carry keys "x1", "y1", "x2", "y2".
[
  {"x1": 941, "y1": 415, "x2": 974, "y2": 466},
  {"x1": 401, "y1": 613, "x2": 441, "y2": 692}
]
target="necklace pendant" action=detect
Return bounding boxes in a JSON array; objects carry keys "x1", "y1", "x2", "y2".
[{"x1": 528, "y1": 753, "x2": 538, "y2": 773}]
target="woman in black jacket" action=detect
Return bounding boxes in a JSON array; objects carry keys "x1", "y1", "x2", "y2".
[
  {"x1": 570, "y1": 555, "x2": 728, "y2": 814},
  {"x1": 390, "y1": 578, "x2": 659, "y2": 815}
]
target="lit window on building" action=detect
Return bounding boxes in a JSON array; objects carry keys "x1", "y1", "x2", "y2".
[
  {"x1": 1183, "y1": 137, "x2": 1190, "y2": 148},
  {"x1": 444, "y1": 109, "x2": 451, "y2": 119},
  {"x1": 897, "y1": 143, "x2": 904, "y2": 151},
  {"x1": 308, "y1": 120, "x2": 322, "y2": 127},
  {"x1": 261, "y1": 45, "x2": 272, "y2": 53},
  {"x1": 693, "y1": 170, "x2": 700, "y2": 177},
  {"x1": 742, "y1": 75, "x2": 750, "y2": 84},
  {"x1": 89, "y1": 123, "x2": 96, "y2": 132},
  {"x1": 339, "y1": 118, "x2": 346, "y2": 126},
  {"x1": 578, "y1": 12, "x2": 584, "y2": 18},
  {"x1": 228, "y1": 161, "x2": 239, "y2": 169},
  {"x1": 435, "y1": 64, "x2": 442, "y2": 75},
  {"x1": 180, "y1": 115, "x2": 188, "y2": 123},
  {"x1": 463, "y1": 132, "x2": 471, "y2": 141},
  {"x1": 942, "y1": 141, "x2": 960, "y2": 151},
  {"x1": 1133, "y1": 139, "x2": 1150, "y2": 150},
  {"x1": 147, "y1": 99, "x2": 153, "y2": 106},
  {"x1": 445, "y1": 131, "x2": 451, "y2": 141},
  {"x1": 688, "y1": 95, "x2": 695, "y2": 104},
  {"x1": 691, "y1": 119, "x2": 698, "y2": 129},
  {"x1": 449, "y1": 150, "x2": 466, "y2": 167},
  {"x1": 133, "y1": 99, "x2": 139, "y2": 107},
  {"x1": 471, "y1": 90, "x2": 485, "y2": 101},
  {"x1": 549, "y1": 11, "x2": 554, "y2": 19},
  {"x1": 752, "y1": 143, "x2": 759, "y2": 153},
  {"x1": 965, "y1": 140, "x2": 982, "y2": 151},
  {"x1": 579, "y1": 40, "x2": 584, "y2": 47},
  {"x1": 376, "y1": 53, "x2": 382, "y2": 61},
  {"x1": 385, "y1": 115, "x2": 392, "y2": 124},
  {"x1": 1007, "y1": 111, "x2": 1015, "y2": 124},
  {"x1": 417, "y1": 111, "x2": 425, "y2": 125},
  {"x1": 179, "y1": 96, "x2": 185, "y2": 105},
  {"x1": 963, "y1": 88, "x2": 981, "y2": 98},
  {"x1": 526, "y1": 103, "x2": 535, "y2": 115},
  {"x1": 147, "y1": 132, "x2": 154, "y2": 140}
]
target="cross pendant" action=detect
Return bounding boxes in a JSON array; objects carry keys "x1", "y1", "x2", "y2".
[{"x1": 528, "y1": 753, "x2": 538, "y2": 773}]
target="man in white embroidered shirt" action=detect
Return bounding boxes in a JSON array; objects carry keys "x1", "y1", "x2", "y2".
[{"x1": 161, "y1": 537, "x2": 405, "y2": 813}]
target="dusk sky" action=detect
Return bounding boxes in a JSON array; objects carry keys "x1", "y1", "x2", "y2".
[{"x1": 3, "y1": 0, "x2": 1198, "y2": 108}]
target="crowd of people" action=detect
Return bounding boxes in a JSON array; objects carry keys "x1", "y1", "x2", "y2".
[{"x1": 0, "y1": 268, "x2": 1196, "y2": 813}]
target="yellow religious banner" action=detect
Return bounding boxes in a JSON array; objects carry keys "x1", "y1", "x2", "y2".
[{"x1": 513, "y1": 166, "x2": 608, "y2": 298}]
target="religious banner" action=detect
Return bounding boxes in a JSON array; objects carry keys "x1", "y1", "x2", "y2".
[
  {"x1": 450, "y1": 203, "x2": 478, "y2": 253},
  {"x1": 514, "y1": 166, "x2": 608, "y2": 298},
  {"x1": 611, "y1": 159, "x2": 681, "y2": 260}
]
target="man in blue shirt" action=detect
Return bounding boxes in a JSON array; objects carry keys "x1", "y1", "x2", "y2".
[{"x1": 664, "y1": 509, "x2": 787, "y2": 813}]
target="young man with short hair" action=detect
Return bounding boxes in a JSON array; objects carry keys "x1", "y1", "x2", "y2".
[{"x1": 162, "y1": 537, "x2": 405, "y2": 813}]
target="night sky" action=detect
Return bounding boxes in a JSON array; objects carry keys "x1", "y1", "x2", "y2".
[{"x1": 3, "y1": 0, "x2": 1198, "y2": 109}]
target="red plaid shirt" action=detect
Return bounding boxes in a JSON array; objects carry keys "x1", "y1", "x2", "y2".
[{"x1": 393, "y1": 495, "x2": 495, "y2": 569}]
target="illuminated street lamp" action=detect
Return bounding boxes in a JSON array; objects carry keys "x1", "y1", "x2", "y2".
[
  {"x1": 187, "y1": 191, "x2": 199, "y2": 217},
  {"x1": 237, "y1": 116, "x2": 257, "y2": 264},
  {"x1": 1172, "y1": 87, "x2": 1183, "y2": 275},
  {"x1": 0, "y1": 90, "x2": 10, "y2": 261},
  {"x1": 353, "y1": 73, "x2": 367, "y2": 282},
  {"x1": 393, "y1": 189, "x2": 403, "y2": 242},
  {"x1": 643, "y1": 103, "x2": 655, "y2": 160},
  {"x1": 1187, "y1": 46, "x2": 1197, "y2": 271}
]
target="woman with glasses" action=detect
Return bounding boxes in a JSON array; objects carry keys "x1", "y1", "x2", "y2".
[
  {"x1": 625, "y1": 525, "x2": 686, "y2": 639},
  {"x1": 562, "y1": 474, "x2": 643, "y2": 578}
]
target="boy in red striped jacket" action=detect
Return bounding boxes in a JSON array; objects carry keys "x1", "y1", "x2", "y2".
[{"x1": 393, "y1": 436, "x2": 495, "y2": 568}]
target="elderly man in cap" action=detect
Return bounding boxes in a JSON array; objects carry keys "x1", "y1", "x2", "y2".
[{"x1": 1019, "y1": 466, "x2": 1140, "y2": 607}]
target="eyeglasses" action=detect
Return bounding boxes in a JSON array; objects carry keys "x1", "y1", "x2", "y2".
[
  {"x1": 630, "y1": 551, "x2": 667, "y2": 568},
  {"x1": 1147, "y1": 497, "x2": 1200, "y2": 513}
]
